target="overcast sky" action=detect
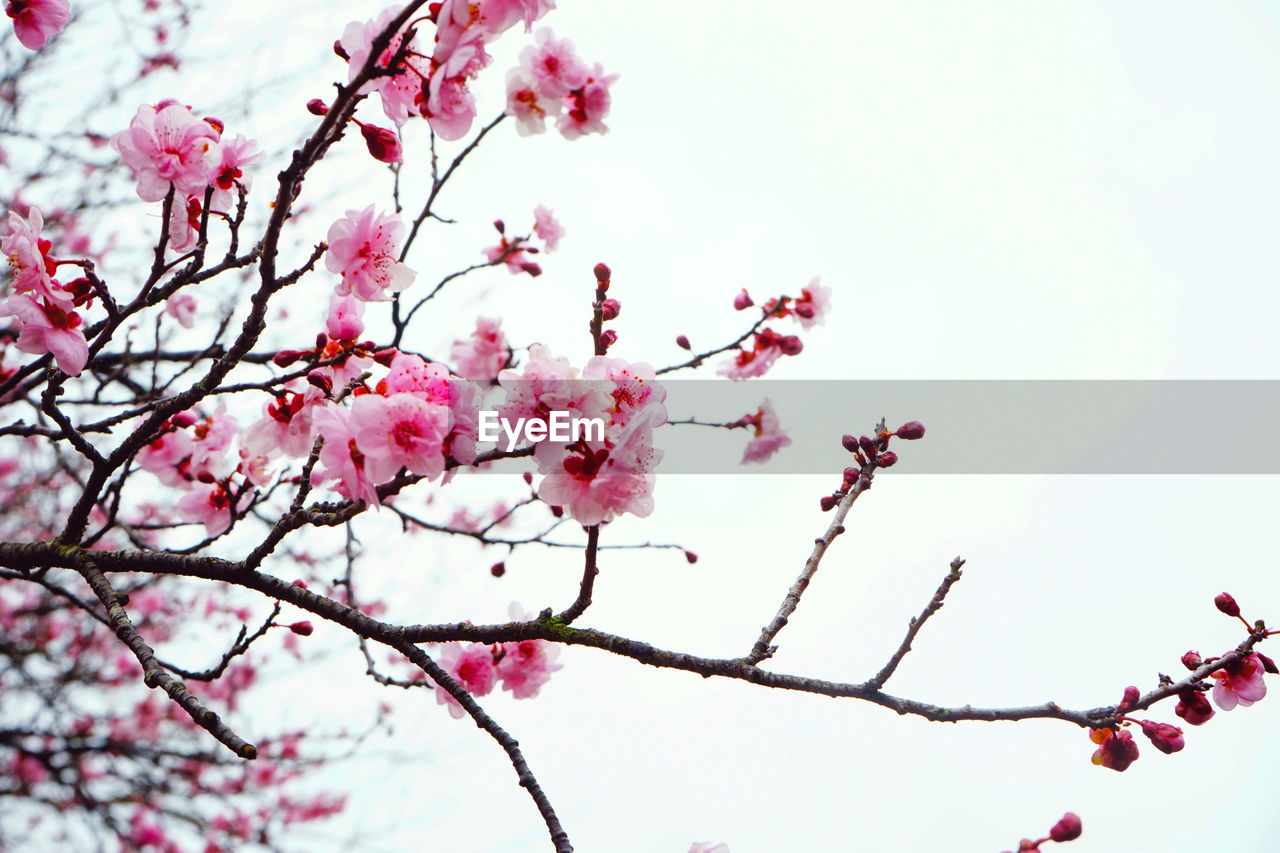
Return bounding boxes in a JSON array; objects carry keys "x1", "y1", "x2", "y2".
[{"x1": 18, "y1": 1, "x2": 1280, "y2": 851}]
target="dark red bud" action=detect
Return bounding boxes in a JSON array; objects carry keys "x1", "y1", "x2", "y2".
[
  {"x1": 599, "y1": 329, "x2": 617, "y2": 350},
  {"x1": 1119, "y1": 685, "x2": 1141, "y2": 711},
  {"x1": 371, "y1": 348, "x2": 398, "y2": 367},
  {"x1": 359, "y1": 123, "x2": 403, "y2": 164},
  {"x1": 306, "y1": 371, "x2": 333, "y2": 394},
  {"x1": 520, "y1": 262, "x2": 543, "y2": 277},
  {"x1": 778, "y1": 335, "x2": 803, "y2": 356},
  {"x1": 522, "y1": 471, "x2": 534, "y2": 485},
  {"x1": 291, "y1": 579, "x2": 308, "y2": 588},
  {"x1": 733, "y1": 289, "x2": 754, "y2": 311},
  {"x1": 1174, "y1": 689, "x2": 1214, "y2": 726},
  {"x1": 196, "y1": 471, "x2": 215, "y2": 484},
  {"x1": 794, "y1": 302, "x2": 815, "y2": 319},
  {"x1": 288, "y1": 621, "x2": 313, "y2": 636},
  {"x1": 1214, "y1": 592, "x2": 1241, "y2": 617},
  {"x1": 843, "y1": 466, "x2": 860, "y2": 484},
  {"x1": 1181, "y1": 650, "x2": 1203, "y2": 671},
  {"x1": 875, "y1": 452, "x2": 898, "y2": 468},
  {"x1": 593, "y1": 262, "x2": 611, "y2": 284},
  {"x1": 841, "y1": 434, "x2": 859, "y2": 453},
  {"x1": 306, "y1": 98, "x2": 329, "y2": 116},
  {"x1": 895, "y1": 421, "x2": 926, "y2": 440},
  {"x1": 675, "y1": 334, "x2": 691, "y2": 350},
  {"x1": 273, "y1": 349, "x2": 304, "y2": 367},
  {"x1": 601, "y1": 298, "x2": 621, "y2": 321},
  {"x1": 490, "y1": 562, "x2": 506, "y2": 578},
  {"x1": 1049, "y1": 812, "x2": 1082, "y2": 843},
  {"x1": 1259, "y1": 652, "x2": 1279, "y2": 675},
  {"x1": 493, "y1": 219, "x2": 505, "y2": 234},
  {"x1": 819, "y1": 495, "x2": 838, "y2": 512},
  {"x1": 1139, "y1": 720, "x2": 1185, "y2": 754},
  {"x1": 549, "y1": 505, "x2": 564, "y2": 518},
  {"x1": 684, "y1": 551, "x2": 698, "y2": 564},
  {"x1": 171, "y1": 411, "x2": 196, "y2": 428},
  {"x1": 333, "y1": 40, "x2": 350, "y2": 60},
  {"x1": 858, "y1": 435, "x2": 876, "y2": 456}
]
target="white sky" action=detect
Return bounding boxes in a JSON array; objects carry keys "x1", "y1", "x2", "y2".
[{"x1": 14, "y1": 1, "x2": 1280, "y2": 851}]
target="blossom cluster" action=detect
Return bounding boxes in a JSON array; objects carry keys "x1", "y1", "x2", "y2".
[
  {"x1": 434, "y1": 604, "x2": 562, "y2": 718},
  {"x1": 506, "y1": 27, "x2": 618, "y2": 138},
  {"x1": 0, "y1": 208, "x2": 90, "y2": 375},
  {"x1": 719, "y1": 277, "x2": 831, "y2": 379},
  {"x1": 1000, "y1": 812, "x2": 1082, "y2": 853}
]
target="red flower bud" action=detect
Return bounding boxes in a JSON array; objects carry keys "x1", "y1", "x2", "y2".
[
  {"x1": 490, "y1": 562, "x2": 506, "y2": 578},
  {"x1": 841, "y1": 434, "x2": 859, "y2": 453},
  {"x1": 288, "y1": 621, "x2": 313, "y2": 636},
  {"x1": 372, "y1": 348, "x2": 399, "y2": 367},
  {"x1": 1090, "y1": 727, "x2": 1139, "y2": 772},
  {"x1": 593, "y1": 262, "x2": 611, "y2": 284},
  {"x1": 1214, "y1": 592, "x2": 1241, "y2": 617},
  {"x1": 1118, "y1": 685, "x2": 1140, "y2": 712},
  {"x1": 291, "y1": 579, "x2": 308, "y2": 589},
  {"x1": 306, "y1": 98, "x2": 329, "y2": 116},
  {"x1": 333, "y1": 40, "x2": 350, "y2": 60},
  {"x1": 733, "y1": 289, "x2": 754, "y2": 311},
  {"x1": 520, "y1": 262, "x2": 543, "y2": 277},
  {"x1": 876, "y1": 452, "x2": 898, "y2": 468},
  {"x1": 359, "y1": 122, "x2": 403, "y2": 164},
  {"x1": 819, "y1": 495, "x2": 838, "y2": 512},
  {"x1": 306, "y1": 371, "x2": 333, "y2": 394},
  {"x1": 777, "y1": 335, "x2": 803, "y2": 356},
  {"x1": 1049, "y1": 812, "x2": 1082, "y2": 843},
  {"x1": 675, "y1": 334, "x2": 691, "y2": 350},
  {"x1": 684, "y1": 551, "x2": 698, "y2": 564},
  {"x1": 895, "y1": 421, "x2": 926, "y2": 440},
  {"x1": 601, "y1": 298, "x2": 621, "y2": 321},
  {"x1": 1139, "y1": 720, "x2": 1185, "y2": 754},
  {"x1": 493, "y1": 219, "x2": 505, "y2": 234},
  {"x1": 858, "y1": 435, "x2": 876, "y2": 456},
  {"x1": 522, "y1": 471, "x2": 534, "y2": 485},
  {"x1": 1259, "y1": 652, "x2": 1279, "y2": 675},
  {"x1": 1181, "y1": 650, "x2": 1203, "y2": 671},
  {"x1": 171, "y1": 411, "x2": 197, "y2": 428},
  {"x1": 599, "y1": 329, "x2": 617, "y2": 350},
  {"x1": 549, "y1": 505, "x2": 564, "y2": 518},
  {"x1": 1174, "y1": 689, "x2": 1215, "y2": 726}
]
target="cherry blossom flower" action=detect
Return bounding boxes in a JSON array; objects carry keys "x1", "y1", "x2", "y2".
[
  {"x1": 377, "y1": 352, "x2": 451, "y2": 400},
  {"x1": 164, "y1": 291, "x2": 197, "y2": 328},
  {"x1": 506, "y1": 67, "x2": 556, "y2": 135},
  {"x1": 435, "y1": 642, "x2": 497, "y2": 719},
  {"x1": 425, "y1": 30, "x2": 487, "y2": 140},
  {"x1": 0, "y1": 294, "x2": 87, "y2": 375},
  {"x1": 557, "y1": 62, "x2": 617, "y2": 139},
  {"x1": 165, "y1": 194, "x2": 202, "y2": 254},
  {"x1": 3, "y1": 208, "x2": 68, "y2": 307},
  {"x1": 1174, "y1": 688, "x2": 1215, "y2": 726},
  {"x1": 483, "y1": 234, "x2": 540, "y2": 276},
  {"x1": 533, "y1": 204, "x2": 563, "y2": 251},
  {"x1": 175, "y1": 481, "x2": 239, "y2": 538},
  {"x1": 338, "y1": 5, "x2": 430, "y2": 127},
  {"x1": 325, "y1": 205, "x2": 415, "y2": 301},
  {"x1": 792, "y1": 277, "x2": 831, "y2": 329},
  {"x1": 742, "y1": 398, "x2": 791, "y2": 464},
  {"x1": 498, "y1": 344, "x2": 610, "y2": 430},
  {"x1": 519, "y1": 28, "x2": 588, "y2": 99},
  {"x1": 5, "y1": 0, "x2": 69, "y2": 51},
  {"x1": 472, "y1": 0, "x2": 556, "y2": 35},
  {"x1": 111, "y1": 100, "x2": 221, "y2": 202},
  {"x1": 325, "y1": 293, "x2": 365, "y2": 342},
  {"x1": 1211, "y1": 652, "x2": 1268, "y2": 711},
  {"x1": 582, "y1": 356, "x2": 666, "y2": 430},
  {"x1": 310, "y1": 404, "x2": 381, "y2": 506},
  {"x1": 209, "y1": 133, "x2": 263, "y2": 212},
  {"x1": 536, "y1": 411, "x2": 662, "y2": 526},
  {"x1": 137, "y1": 424, "x2": 196, "y2": 487},
  {"x1": 349, "y1": 392, "x2": 449, "y2": 483},
  {"x1": 451, "y1": 316, "x2": 509, "y2": 380},
  {"x1": 719, "y1": 333, "x2": 784, "y2": 380},
  {"x1": 1089, "y1": 727, "x2": 1139, "y2": 772},
  {"x1": 244, "y1": 386, "x2": 323, "y2": 460},
  {"x1": 496, "y1": 635, "x2": 562, "y2": 699}
]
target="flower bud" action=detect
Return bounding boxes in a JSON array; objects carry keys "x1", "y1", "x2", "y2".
[
  {"x1": 733, "y1": 289, "x2": 754, "y2": 311},
  {"x1": 520, "y1": 262, "x2": 543, "y2": 277},
  {"x1": 857, "y1": 435, "x2": 875, "y2": 456},
  {"x1": 819, "y1": 495, "x2": 838, "y2": 512},
  {"x1": 306, "y1": 371, "x2": 333, "y2": 395},
  {"x1": 684, "y1": 551, "x2": 698, "y2": 564},
  {"x1": 599, "y1": 329, "x2": 617, "y2": 350},
  {"x1": 1089, "y1": 727, "x2": 1139, "y2": 772},
  {"x1": 333, "y1": 40, "x2": 350, "y2": 60},
  {"x1": 601, "y1": 298, "x2": 621, "y2": 321},
  {"x1": 171, "y1": 411, "x2": 197, "y2": 428},
  {"x1": 593, "y1": 262, "x2": 611, "y2": 284},
  {"x1": 549, "y1": 505, "x2": 564, "y2": 518},
  {"x1": 794, "y1": 301, "x2": 815, "y2": 319},
  {"x1": 778, "y1": 335, "x2": 803, "y2": 356},
  {"x1": 490, "y1": 561, "x2": 505, "y2": 578},
  {"x1": 1139, "y1": 720, "x2": 1185, "y2": 754},
  {"x1": 493, "y1": 219, "x2": 505, "y2": 234},
  {"x1": 1174, "y1": 689, "x2": 1214, "y2": 726},
  {"x1": 372, "y1": 348, "x2": 399, "y2": 367},
  {"x1": 291, "y1": 579, "x2": 308, "y2": 589},
  {"x1": 306, "y1": 98, "x2": 329, "y2": 116},
  {"x1": 522, "y1": 471, "x2": 534, "y2": 485},
  {"x1": 895, "y1": 421, "x2": 926, "y2": 440},
  {"x1": 1259, "y1": 652, "x2": 1279, "y2": 675},
  {"x1": 272, "y1": 349, "x2": 304, "y2": 367},
  {"x1": 288, "y1": 621, "x2": 313, "y2": 636},
  {"x1": 843, "y1": 466, "x2": 860, "y2": 485},
  {"x1": 359, "y1": 123, "x2": 403, "y2": 164},
  {"x1": 1181, "y1": 650, "x2": 1202, "y2": 671},
  {"x1": 675, "y1": 334, "x2": 691, "y2": 350},
  {"x1": 1118, "y1": 685, "x2": 1140, "y2": 712},
  {"x1": 1214, "y1": 592, "x2": 1241, "y2": 617},
  {"x1": 1049, "y1": 812, "x2": 1082, "y2": 843},
  {"x1": 841, "y1": 434, "x2": 859, "y2": 453},
  {"x1": 876, "y1": 452, "x2": 898, "y2": 468}
]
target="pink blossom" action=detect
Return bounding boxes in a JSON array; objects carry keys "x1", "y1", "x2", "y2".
[
  {"x1": 719, "y1": 336, "x2": 782, "y2": 380},
  {"x1": 377, "y1": 352, "x2": 452, "y2": 400},
  {"x1": 741, "y1": 398, "x2": 791, "y2": 464},
  {"x1": 165, "y1": 194, "x2": 201, "y2": 254},
  {"x1": 3, "y1": 207, "x2": 69, "y2": 307},
  {"x1": 451, "y1": 316, "x2": 509, "y2": 380},
  {"x1": 1211, "y1": 652, "x2": 1268, "y2": 711},
  {"x1": 310, "y1": 404, "x2": 381, "y2": 505},
  {"x1": 175, "y1": 482, "x2": 239, "y2": 538},
  {"x1": 349, "y1": 392, "x2": 449, "y2": 483},
  {"x1": 111, "y1": 101, "x2": 221, "y2": 202},
  {"x1": 498, "y1": 344, "x2": 610, "y2": 431},
  {"x1": 244, "y1": 386, "x2": 322, "y2": 459},
  {"x1": 0, "y1": 294, "x2": 88, "y2": 375},
  {"x1": 137, "y1": 425, "x2": 196, "y2": 487},
  {"x1": 6, "y1": 0, "x2": 69, "y2": 50},
  {"x1": 209, "y1": 133, "x2": 264, "y2": 212},
  {"x1": 325, "y1": 292, "x2": 365, "y2": 342},
  {"x1": 495, "y1": 607, "x2": 562, "y2": 699},
  {"x1": 483, "y1": 235, "x2": 540, "y2": 276},
  {"x1": 505, "y1": 67, "x2": 556, "y2": 135},
  {"x1": 536, "y1": 411, "x2": 662, "y2": 525},
  {"x1": 688, "y1": 845, "x2": 730, "y2": 853},
  {"x1": 519, "y1": 28, "x2": 588, "y2": 99},
  {"x1": 533, "y1": 204, "x2": 563, "y2": 251},
  {"x1": 557, "y1": 63, "x2": 617, "y2": 140},
  {"x1": 582, "y1": 356, "x2": 666, "y2": 429},
  {"x1": 325, "y1": 205, "x2": 415, "y2": 301},
  {"x1": 425, "y1": 28, "x2": 487, "y2": 141},
  {"x1": 474, "y1": 0, "x2": 556, "y2": 35},
  {"x1": 792, "y1": 277, "x2": 831, "y2": 329},
  {"x1": 164, "y1": 291, "x2": 197, "y2": 328},
  {"x1": 338, "y1": 5, "x2": 430, "y2": 127},
  {"x1": 10, "y1": 752, "x2": 48, "y2": 785},
  {"x1": 435, "y1": 642, "x2": 498, "y2": 719}
]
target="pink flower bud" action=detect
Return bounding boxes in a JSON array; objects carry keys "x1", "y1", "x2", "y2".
[
  {"x1": 1174, "y1": 689, "x2": 1215, "y2": 726},
  {"x1": 858, "y1": 435, "x2": 876, "y2": 456},
  {"x1": 675, "y1": 334, "x2": 691, "y2": 350},
  {"x1": 306, "y1": 98, "x2": 329, "y2": 116},
  {"x1": 593, "y1": 262, "x2": 611, "y2": 284},
  {"x1": 520, "y1": 262, "x2": 543, "y2": 277},
  {"x1": 1181, "y1": 650, "x2": 1203, "y2": 671},
  {"x1": 778, "y1": 335, "x2": 803, "y2": 356},
  {"x1": 1049, "y1": 812, "x2": 1082, "y2": 842},
  {"x1": 733, "y1": 289, "x2": 754, "y2": 311},
  {"x1": 288, "y1": 621, "x2": 313, "y2": 636},
  {"x1": 1259, "y1": 652, "x2": 1279, "y2": 675},
  {"x1": 493, "y1": 219, "x2": 505, "y2": 233},
  {"x1": 306, "y1": 371, "x2": 332, "y2": 394},
  {"x1": 684, "y1": 551, "x2": 698, "y2": 564},
  {"x1": 171, "y1": 411, "x2": 197, "y2": 428},
  {"x1": 291, "y1": 579, "x2": 308, "y2": 589},
  {"x1": 841, "y1": 434, "x2": 859, "y2": 453},
  {"x1": 819, "y1": 495, "x2": 838, "y2": 512},
  {"x1": 359, "y1": 123, "x2": 403, "y2": 164},
  {"x1": 1118, "y1": 685, "x2": 1140, "y2": 712},
  {"x1": 601, "y1": 298, "x2": 621, "y2": 321},
  {"x1": 1139, "y1": 720, "x2": 1185, "y2": 754},
  {"x1": 522, "y1": 471, "x2": 534, "y2": 485},
  {"x1": 895, "y1": 421, "x2": 926, "y2": 440},
  {"x1": 372, "y1": 348, "x2": 399, "y2": 367},
  {"x1": 794, "y1": 301, "x2": 815, "y2": 319},
  {"x1": 490, "y1": 562, "x2": 505, "y2": 578},
  {"x1": 599, "y1": 329, "x2": 618, "y2": 350},
  {"x1": 1214, "y1": 592, "x2": 1241, "y2": 617},
  {"x1": 1089, "y1": 727, "x2": 1139, "y2": 772},
  {"x1": 876, "y1": 452, "x2": 898, "y2": 468}
]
